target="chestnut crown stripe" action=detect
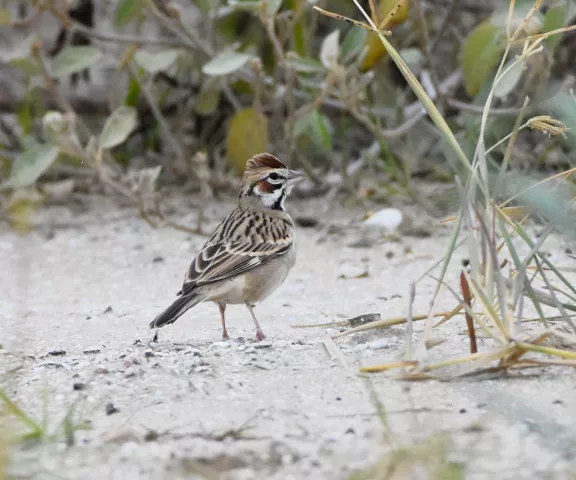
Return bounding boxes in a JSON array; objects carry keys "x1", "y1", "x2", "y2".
[{"x1": 245, "y1": 153, "x2": 287, "y2": 173}]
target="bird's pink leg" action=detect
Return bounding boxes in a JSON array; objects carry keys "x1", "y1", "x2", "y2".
[
  {"x1": 218, "y1": 303, "x2": 229, "y2": 340},
  {"x1": 245, "y1": 303, "x2": 266, "y2": 341}
]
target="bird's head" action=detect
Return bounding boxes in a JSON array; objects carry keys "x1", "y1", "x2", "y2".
[{"x1": 239, "y1": 153, "x2": 305, "y2": 211}]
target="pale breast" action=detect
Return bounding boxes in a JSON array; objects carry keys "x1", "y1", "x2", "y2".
[
  {"x1": 204, "y1": 244, "x2": 296, "y2": 305},
  {"x1": 242, "y1": 244, "x2": 296, "y2": 305}
]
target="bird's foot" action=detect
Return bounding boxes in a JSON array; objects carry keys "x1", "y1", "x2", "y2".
[
  {"x1": 152, "y1": 330, "x2": 159, "y2": 343},
  {"x1": 222, "y1": 329, "x2": 230, "y2": 341},
  {"x1": 255, "y1": 330, "x2": 266, "y2": 342}
]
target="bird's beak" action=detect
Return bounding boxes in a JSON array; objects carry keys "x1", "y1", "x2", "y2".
[{"x1": 287, "y1": 170, "x2": 305, "y2": 183}]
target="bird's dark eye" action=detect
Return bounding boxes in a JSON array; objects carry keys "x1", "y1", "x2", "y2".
[{"x1": 268, "y1": 173, "x2": 280, "y2": 181}]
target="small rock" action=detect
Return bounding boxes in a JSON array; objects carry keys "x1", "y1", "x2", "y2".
[
  {"x1": 347, "y1": 313, "x2": 380, "y2": 327},
  {"x1": 295, "y1": 216, "x2": 319, "y2": 228},
  {"x1": 272, "y1": 340, "x2": 289, "y2": 349},
  {"x1": 144, "y1": 351, "x2": 155, "y2": 358},
  {"x1": 152, "y1": 256, "x2": 164, "y2": 263},
  {"x1": 103, "y1": 306, "x2": 113, "y2": 314},
  {"x1": 83, "y1": 346, "x2": 101, "y2": 354},
  {"x1": 185, "y1": 348, "x2": 201, "y2": 356},
  {"x1": 363, "y1": 208, "x2": 404, "y2": 233},
  {"x1": 48, "y1": 349, "x2": 66, "y2": 356},
  {"x1": 369, "y1": 338, "x2": 392, "y2": 350},
  {"x1": 144, "y1": 430, "x2": 159, "y2": 442},
  {"x1": 106, "y1": 403, "x2": 119, "y2": 415},
  {"x1": 254, "y1": 341, "x2": 272, "y2": 349},
  {"x1": 73, "y1": 382, "x2": 86, "y2": 391}
]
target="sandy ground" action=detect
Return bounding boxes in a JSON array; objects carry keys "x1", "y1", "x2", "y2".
[{"x1": 2, "y1": 194, "x2": 576, "y2": 480}]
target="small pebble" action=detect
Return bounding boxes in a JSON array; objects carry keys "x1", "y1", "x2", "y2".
[
  {"x1": 73, "y1": 382, "x2": 86, "y2": 391},
  {"x1": 83, "y1": 346, "x2": 101, "y2": 354},
  {"x1": 106, "y1": 402, "x2": 119, "y2": 415},
  {"x1": 48, "y1": 349, "x2": 66, "y2": 356},
  {"x1": 144, "y1": 430, "x2": 159, "y2": 442},
  {"x1": 255, "y1": 341, "x2": 272, "y2": 349}
]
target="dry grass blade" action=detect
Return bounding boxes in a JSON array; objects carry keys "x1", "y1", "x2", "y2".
[
  {"x1": 322, "y1": 335, "x2": 352, "y2": 372},
  {"x1": 312, "y1": 7, "x2": 391, "y2": 35},
  {"x1": 460, "y1": 271, "x2": 478, "y2": 354},
  {"x1": 330, "y1": 312, "x2": 453, "y2": 339},
  {"x1": 360, "y1": 361, "x2": 418, "y2": 373}
]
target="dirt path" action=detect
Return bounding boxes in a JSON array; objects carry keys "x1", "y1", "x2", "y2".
[{"x1": 2, "y1": 195, "x2": 576, "y2": 479}]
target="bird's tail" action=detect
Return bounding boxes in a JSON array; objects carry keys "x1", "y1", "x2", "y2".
[{"x1": 149, "y1": 293, "x2": 205, "y2": 329}]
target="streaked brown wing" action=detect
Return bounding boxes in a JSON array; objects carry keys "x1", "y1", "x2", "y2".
[
  {"x1": 178, "y1": 241, "x2": 290, "y2": 296},
  {"x1": 177, "y1": 209, "x2": 292, "y2": 296}
]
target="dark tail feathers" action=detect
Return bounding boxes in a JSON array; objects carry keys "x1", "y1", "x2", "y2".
[{"x1": 149, "y1": 293, "x2": 204, "y2": 329}]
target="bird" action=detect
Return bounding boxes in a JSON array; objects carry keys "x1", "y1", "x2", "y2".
[{"x1": 150, "y1": 153, "x2": 305, "y2": 341}]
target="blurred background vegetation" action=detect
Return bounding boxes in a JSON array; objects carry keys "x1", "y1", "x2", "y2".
[{"x1": 0, "y1": 0, "x2": 575, "y2": 230}]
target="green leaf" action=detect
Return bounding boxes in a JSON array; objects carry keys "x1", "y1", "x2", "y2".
[
  {"x1": 226, "y1": 108, "x2": 269, "y2": 173},
  {"x1": 7, "y1": 35, "x2": 42, "y2": 76},
  {"x1": 227, "y1": 0, "x2": 262, "y2": 11},
  {"x1": 320, "y1": 29, "x2": 340, "y2": 68},
  {"x1": 134, "y1": 49, "x2": 180, "y2": 74},
  {"x1": 266, "y1": 0, "x2": 283, "y2": 16},
  {"x1": 124, "y1": 77, "x2": 140, "y2": 107},
  {"x1": 10, "y1": 145, "x2": 60, "y2": 188},
  {"x1": 341, "y1": 26, "x2": 367, "y2": 63},
  {"x1": 288, "y1": 57, "x2": 324, "y2": 73},
  {"x1": 202, "y1": 51, "x2": 252, "y2": 76},
  {"x1": 191, "y1": 0, "x2": 212, "y2": 14},
  {"x1": 543, "y1": 2, "x2": 568, "y2": 52},
  {"x1": 0, "y1": 9, "x2": 11, "y2": 25},
  {"x1": 461, "y1": 19, "x2": 505, "y2": 97},
  {"x1": 194, "y1": 82, "x2": 221, "y2": 116},
  {"x1": 99, "y1": 106, "x2": 138, "y2": 149},
  {"x1": 493, "y1": 59, "x2": 524, "y2": 98},
  {"x1": 51, "y1": 46, "x2": 102, "y2": 78},
  {"x1": 295, "y1": 109, "x2": 332, "y2": 152},
  {"x1": 8, "y1": 57, "x2": 42, "y2": 76},
  {"x1": 115, "y1": 0, "x2": 144, "y2": 28}
]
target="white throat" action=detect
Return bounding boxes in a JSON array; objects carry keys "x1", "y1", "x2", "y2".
[{"x1": 260, "y1": 187, "x2": 285, "y2": 210}]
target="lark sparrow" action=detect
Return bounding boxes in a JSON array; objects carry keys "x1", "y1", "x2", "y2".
[{"x1": 150, "y1": 153, "x2": 304, "y2": 341}]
